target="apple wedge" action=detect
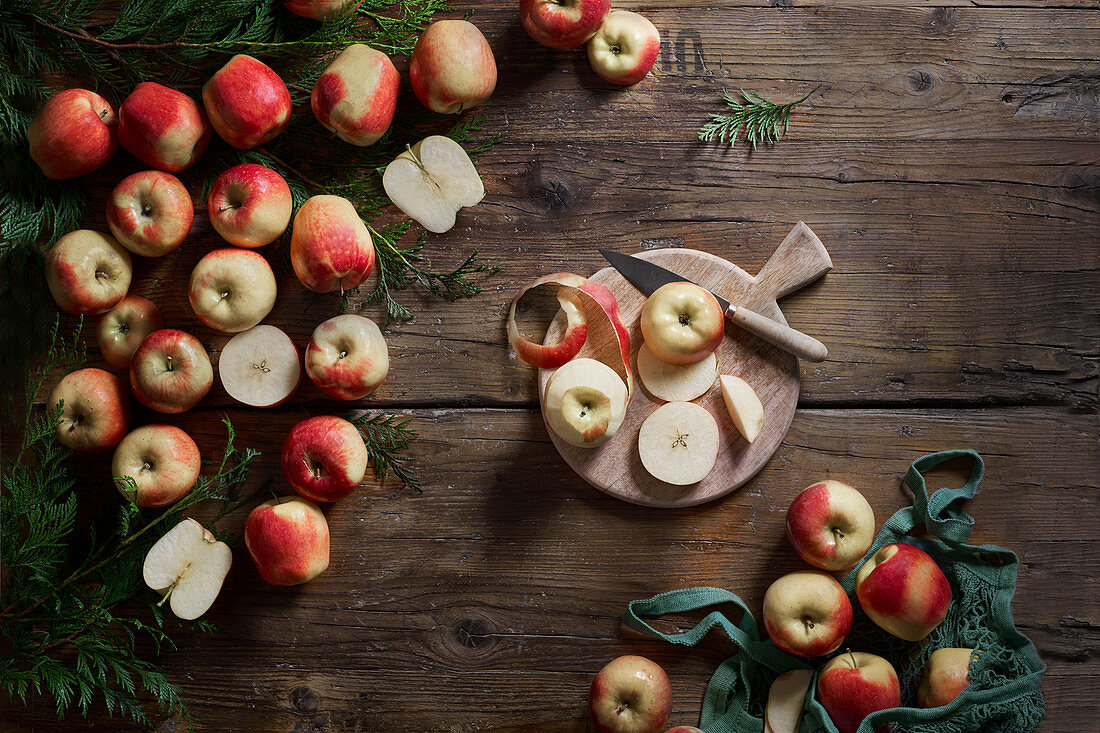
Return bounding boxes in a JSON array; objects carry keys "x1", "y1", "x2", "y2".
[
  {"x1": 765, "y1": 669, "x2": 813, "y2": 733},
  {"x1": 638, "y1": 401, "x2": 719, "y2": 485},
  {"x1": 143, "y1": 518, "x2": 232, "y2": 620},
  {"x1": 218, "y1": 325, "x2": 301, "y2": 408},
  {"x1": 720, "y1": 374, "x2": 764, "y2": 443},
  {"x1": 544, "y1": 357, "x2": 629, "y2": 448},
  {"x1": 382, "y1": 135, "x2": 484, "y2": 233},
  {"x1": 637, "y1": 343, "x2": 717, "y2": 402}
]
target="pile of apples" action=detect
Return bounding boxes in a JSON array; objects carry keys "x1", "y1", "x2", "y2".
[
  {"x1": 32, "y1": 5, "x2": 501, "y2": 620},
  {"x1": 521, "y1": 0, "x2": 661, "y2": 86},
  {"x1": 584, "y1": 480, "x2": 974, "y2": 733}
]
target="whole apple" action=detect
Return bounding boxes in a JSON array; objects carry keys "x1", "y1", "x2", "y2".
[
  {"x1": 762, "y1": 571, "x2": 853, "y2": 657},
  {"x1": 245, "y1": 496, "x2": 330, "y2": 586},
  {"x1": 290, "y1": 195, "x2": 376, "y2": 293},
  {"x1": 284, "y1": 0, "x2": 363, "y2": 20},
  {"x1": 188, "y1": 248, "x2": 277, "y2": 333},
  {"x1": 203, "y1": 55, "x2": 292, "y2": 149},
  {"x1": 45, "y1": 230, "x2": 132, "y2": 315},
  {"x1": 96, "y1": 295, "x2": 165, "y2": 371},
  {"x1": 129, "y1": 329, "x2": 214, "y2": 413},
  {"x1": 410, "y1": 20, "x2": 497, "y2": 114},
  {"x1": 118, "y1": 82, "x2": 211, "y2": 172},
  {"x1": 282, "y1": 415, "x2": 369, "y2": 502},
  {"x1": 305, "y1": 314, "x2": 389, "y2": 400},
  {"x1": 786, "y1": 480, "x2": 876, "y2": 572},
  {"x1": 520, "y1": 0, "x2": 610, "y2": 50},
  {"x1": 855, "y1": 542, "x2": 952, "y2": 641},
  {"x1": 587, "y1": 10, "x2": 661, "y2": 86},
  {"x1": 27, "y1": 88, "x2": 118, "y2": 180},
  {"x1": 106, "y1": 170, "x2": 194, "y2": 257},
  {"x1": 112, "y1": 425, "x2": 201, "y2": 508},
  {"x1": 640, "y1": 281, "x2": 725, "y2": 365},
  {"x1": 48, "y1": 368, "x2": 131, "y2": 453},
  {"x1": 208, "y1": 164, "x2": 292, "y2": 248},
  {"x1": 917, "y1": 647, "x2": 974, "y2": 708},
  {"x1": 588, "y1": 655, "x2": 672, "y2": 733},
  {"x1": 312, "y1": 44, "x2": 400, "y2": 147},
  {"x1": 817, "y1": 651, "x2": 901, "y2": 733}
]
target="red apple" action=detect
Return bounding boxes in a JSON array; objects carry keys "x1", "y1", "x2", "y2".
[
  {"x1": 112, "y1": 425, "x2": 201, "y2": 508},
  {"x1": 45, "y1": 230, "x2": 132, "y2": 315},
  {"x1": 917, "y1": 647, "x2": 973, "y2": 708},
  {"x1": 207, "y1": 164, "x2": 292, "y2": 248},
  {"x1": 786, "y1": 480, "x2": 876, "y2": 572},
  {"x1": 290, "y1": 195, "x2": 375, "y2": 293},
  {"x1": 640, "y1": 281, "x2": 724, "y2": 365},
  {"x1": 47, "y1": 368, "x2": 130, "y2": 453},
  {"x1": 188, "y1": 248, "x2": 277, "y2": 333},
  {"x1": 106, "y1": 170, "x2": 194, "y2": 257},
  {"x1": 202, "y1": 55, "x2": 292, "y2": 149},
  {"x1": 588, "y1": 655, "x2": 672, "y2": 733},
  {"x1": 129, "y1": 329, "x2": 214, "y2": 414},
  {"x1": 762, "y1": 571, "x2": 853, "y2": 657},
  {"x1": 587, "y1": 10, "x2": 661, "y2": 86},
  {"x1": 284, "y1": 0, "x2": 363, "y2": 20},
  {"x1": 282, "y1": 415, "x2": 369, "y2": 502},
  {"x1": 27, "y1": 88, "x2": 118, "y2": 179},
  {"x1": 521, "y1": 0, "x2": 610, "y2": 49},
  {"x1": 410, "y1": 20, "x2": 497, "y2": 114},
  {"x1": 663, "y1": 728, "x2": 703, "y2": 733},
  {"x1": 95, "y1": 295, "x2": 165, "y2": 371},
  {"x1": 312, "y1": 44, "x2": 399, "y2": 147},
  {"x1": 244, "y1": 496, "x2": 330, "y2": 586},
  {"x1": 855, "y1": 542, "x2": 952, "y2": 641},
  {"x1": 305, "y1": 314, "x2": 389, "y2": 401},
  {"x1": 817, "y1": 651, "x2": 901, "y2": 733},
  {"x1": 118, "y1": 82, "x2": 211, "y2": 172}
]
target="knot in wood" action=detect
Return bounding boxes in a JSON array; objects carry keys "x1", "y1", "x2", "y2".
[
  {"x1": 453, "y1": 615, "x2": 496, "y2": 649},
  {"x1": 905, "y1": 69, "x2": 936, "y2": 95},
  {"x1": 289, "y1": 685, "x2": 321, "y2": 713}
]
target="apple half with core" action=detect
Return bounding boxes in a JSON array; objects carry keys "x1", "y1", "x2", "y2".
[
  {"x1": 587, "y1": 10, "x2": 661, "y2": 86},
  {"x1": 312, "y1": 44, "x2": 400, "y2": 147},
  {"x1": 765, "y1": 668, "x2": 813, "y2": 733},
  {"x1": 113, "y1": 425, "x2": 201, "y2": 508},
  {"x1": 245, "y1": 496, "x2": 330, "y2": 586},
  {"x1": 638, "y1": 401, "x2": 719, "y2": 485},
  {"x1": 202, "y1": 55, "x2": 292, "y2": 149},
  {"x1": 45, "y1": 230, "x2": 132, "y2": 316},
  {"x1": 290, "y1": 195, "x2": 376, "y2": 293},
  {"x1": 188, "y1": 248, "x2": 277, "y2": 333},
  {"x1": 786, "y1": 480, "x2": 875, "y2": 572},
  {"x1": 641, "y1": 281, "x2": 724, "y2": 366},
  {"x1": 521, "y1": 0, "x2": 610, "y2": 50},
  {"x1": 208, "y1": 164, "x2": 292, "y2": 248},
  {"x1": 544, "y1": 357, "x2": 629, "y2": 448},
  {"x1": 410, "y1": 20, "x2": 497, "y2": 114},
  {"x1": 588, "y1": 655, "x2": 672, "y2": 733},
  {"x1": 106, "y1": 170, "x2": 194, "y2": 257},
  {"x1": 48, "y1": 368, "x2": 130, "y2": 453},
  {"x1": 817, "y1": 651, "x2": 901, "y2": 733},
  {"x1": 855, "y1": 542, "x2": 952, "y2": 641},
  {"x1": 762, "y1": 571, "x2": 853, "y2": 657},
  {"x1": 117, "y1": 82, "x2": 211, "y2": 172},
  {"x1": 917, "y1": 647, "x2": 974, "y2": 708},
  {"x1": 96, "y1": 295, "x2": 165, "y2": 371},
  {"x1": 637, "y1": 343, "x2": 716, "y2": 402},
  {"x1": 305, "y1": 314, "x2": 389, "y2": 400},
  {"x1": 382, "y1": 135, "x2": 485, "y2": 234},
  {"x1": 282, "y1": 415, "x2": 369, "y2": 502},
  {"x1": 143, "y1": 518, "x2": 232, "y2": 620},
  {"x1": 28, "y1": 88, "x2": 118, "y2": 180},
  {"x1": 218, "y1": 325, "x2": 301, "y2": 408},
  {"x1": 130, "y1": 329, "x2": 214, "y2": 413},
  {"x1": 719, "y1": 374, "x2": 763, "y2": 444}
]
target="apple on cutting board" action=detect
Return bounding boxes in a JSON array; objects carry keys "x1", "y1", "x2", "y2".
[
  {"x1": 144, "y1": 518, "x2": 232, "y2": 620},
  {"x1": 544, "y1": 357, "x2": 629, "y2": 448},
  {"x1": 27, "y1": 88, "x2": 118, "y2": 180},
  {"x1": 637, "y1": 401, "x2": 719, "y2": 485},
  {"x1": 640, "y1": 281, "x2": 725, "y2": 366},
  {"x1": 588, "y1": 655, "x2": 672, "y2": 733},
  {"x1": 106, "y1": 170, "x2": 194, "y2": 257},
  {"x1": 636, "y1": 344, "x2": 716, "y2": 402}
]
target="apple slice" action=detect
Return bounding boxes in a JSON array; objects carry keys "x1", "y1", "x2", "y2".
[
  {"x1": 143, "y1": 518, "x2": 232, "y2": 620},
  {"x1": 638, "y1": 343, "x2": 717, "y2": 402},
  {"x1": 765, "y1": 669, "x2": 813, "y2": 733},
  {"x1": 719, "y1": 374, "x2": 764, "y2": 443},
  {"x1": 218, "y1": 325, "x2": 301, "y2": 407},
  {"x1": 638, "y1": 401, "x2": 719, "y2": 485},
  {"x1": 544, "y1": 357, "x2": 629, "y2": 448},
  {"x1": 382, "y1": 135, "x2": 484, "y2": 233}
]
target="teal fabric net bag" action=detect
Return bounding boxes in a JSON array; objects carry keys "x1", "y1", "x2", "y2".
[{"x1": 623, "y1": 450, "x2": 1046, "y2": 733}]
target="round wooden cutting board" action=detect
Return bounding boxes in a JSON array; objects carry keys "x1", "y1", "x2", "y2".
[{"x1": 537, "y1": 223, "x2": 831, "y2": 507}]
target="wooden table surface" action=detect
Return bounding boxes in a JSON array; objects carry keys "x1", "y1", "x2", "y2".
[{"x1": 7, "y1": 1, "x2": 1099, "y2": 731}]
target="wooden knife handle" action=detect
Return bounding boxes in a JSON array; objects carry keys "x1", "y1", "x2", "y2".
[{"x1": 727, "y1": 305, "x2": 829, "y2": 362}]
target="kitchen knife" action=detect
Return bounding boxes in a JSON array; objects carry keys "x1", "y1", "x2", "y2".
[{"x1": 598, "y1": 249, "x2": 828, "y2": 363}]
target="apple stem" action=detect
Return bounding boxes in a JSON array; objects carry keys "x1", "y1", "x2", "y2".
[
  {"x1": 156, "y1": 586, "x2": 174, "y2": 607},
  {"x1": 848, "y1": 649, "x2": 857, "y2": 668},
  {"x1": 405, "y1": 144, "x2": 426, "y2": 172}
]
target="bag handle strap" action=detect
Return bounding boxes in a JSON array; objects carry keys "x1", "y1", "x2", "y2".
[{"x1": 905, "y1": 449, "x2": 984, "y2": 544}]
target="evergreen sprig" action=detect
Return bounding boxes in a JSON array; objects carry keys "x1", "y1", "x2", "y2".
[
  {"x1": 352, "y1": 411, "x2": 421, "y2": 493},
  {"x1": 698, "y1": 86, "x2": 818, "y2": 149}
]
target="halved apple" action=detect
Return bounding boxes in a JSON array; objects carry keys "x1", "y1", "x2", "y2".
[
  {"x1": 765, "y1": 669, "x2": 813, "y2": 733},
  {"x1": 382, "y1": 135, "x2": 484, "y2": 233},
  {"x1": 544, "y1": 357, "x2": 628, "y2": 448},
  {"x1": 719, "y1": 374, "x2": 764, "y2": 443},
  {"x1": 218, "y1": 325, "x2": 301, "y2": 408},
  {"x1": 143, "y1": 518, "x2": 232, "y2": 620},
  {"x1": 637, "y1": 401, "x2": 719, "y2": 485},
  {"x1": 637, "y1": 343, "x2": 717, "y2": 402}
]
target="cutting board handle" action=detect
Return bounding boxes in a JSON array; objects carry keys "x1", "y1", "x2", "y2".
[{"x1": 754, "y1": 222, "x2": 833, "y2": 300}]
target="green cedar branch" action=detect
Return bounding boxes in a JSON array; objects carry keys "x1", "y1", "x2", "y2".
[{"x1": 698, "y1": 86, "x2": 819, "y2": 150}]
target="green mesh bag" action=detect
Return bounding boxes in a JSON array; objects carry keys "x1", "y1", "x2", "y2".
[{"x1": 623, "y1": 449, "x2": 1046, "y2": 733}]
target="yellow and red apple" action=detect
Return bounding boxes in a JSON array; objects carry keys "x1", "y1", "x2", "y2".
[
  {"x1": 284, "y1": 0, "x2": 363, "y2": 20},
  {"x1": 587, "y1": 10, "x2": 661, "y2": 86},
  {"x1": 304, "y1": 314, "x2": 389, "y2": 400},
  {"x1": 855, "y1": 542, "x2": 952, "y2": 641},
  {"x1": 817, "y1": 652, "x2": 901, "y2": 733},
  {"x1": 520, "y1": 0, "x2": 610, "y2": 49},
  {"x1": 48, "y1": 367, "x2": 131, "y2": 453},
  {"x1": 917, "y1": 647, "x2": 973, "y2": 708},
  {"x1": 290, "y1": 194, "x2": 376, "y2": 293},
  {"x1": 786, "y1": 480, "x2": 876, "y2": 572},
  {"x1": 312, "y1": 44, "x2": 399, "y2": 147},
  {"x1": 188, "y1": 248, "x2": 277, "y2": 333},
  {"x1": 207, "y1": 164, "x2": 292, "y2": 248},
  {"x1": 118, "y1": 82, "x2": 211, "y2": 172},
  {"x1": 112, "y1": 424, "x2": 201, "y2": 508},
  {"x1": 588, "y1": 655, "x2": 672, "y2": 733},
  {"x1": 95, "y1": 295, "x2": 165, "y2": 371},
  {"x1": 202, "y1": 55, "x2": 292, "y2": 149},
  {"x1": 129, "y1": 329, "x2": 214, "y2": 414},
  {"x1": 410, "y1": 20, "x2": 497, "y2": 114},
  {"x1": 106, "y1": 170, "x2": 194, "y2": 257},
  {"x1": 640, "y1": 281, "x2": 724, "y2": 365},
  {"x1": 245, "y1": 496, "x2": 330, "y2": 586},
  {"x1": 27, "y1": 88, "x2": 118, "y2": 180},
  {"x1": 45, "y1": 230, "x2": 132, "y2": 316},
  {"x1": 282, "y1": 415, "x2": 369, "y2": 502},
  {"x1": 762, "y1": 570, "x2": 853, "y2": 657}
]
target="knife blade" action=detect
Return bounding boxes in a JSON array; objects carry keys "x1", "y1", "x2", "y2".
[{"x1": 598, "y1": 249, "x2": 828, "y2": 362}]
